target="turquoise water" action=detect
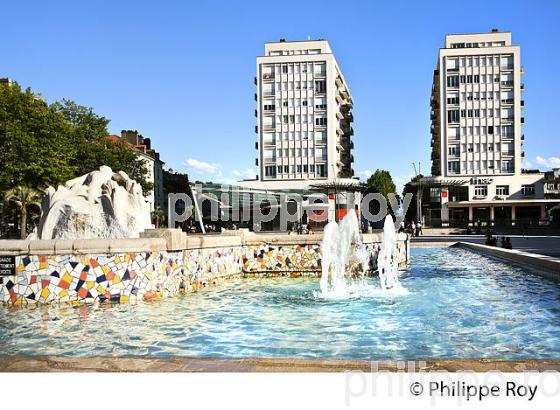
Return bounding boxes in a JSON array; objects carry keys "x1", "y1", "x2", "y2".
[{"x1": 1, "y1": 247, "x2": 559, "y2": 360}]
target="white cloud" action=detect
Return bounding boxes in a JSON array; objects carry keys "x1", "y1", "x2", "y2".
[
  {"x1": 535, "y1": 156, "x2": 560, "y2": 170},
  {"x1": 184, "y1": 158, "x2": 222, "y2": 175},
  {"x1": 522, "y1": 159, "x2": 533, "y2": 169},
  {"x1": 233, "y1": 168, "x2": 256, "y2": 179}
]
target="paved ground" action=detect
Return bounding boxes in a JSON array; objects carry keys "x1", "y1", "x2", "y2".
[
  {"x1": 411, "y1": 235, "x2": 560, "y2": 259},
  {"x1": 1, "y1": 355, "x2": 559, "y2": 372}
]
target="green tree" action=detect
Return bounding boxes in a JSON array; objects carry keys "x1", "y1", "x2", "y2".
[
  {"x1": 51, "y1": 99, "x2": 153, "y2": 195},
  {"x1": 364, "y1": 169, "x2": 397, "y2": 226},
  {"x1": 0, "y1": 82, "x2": 76, "y2": 189},
  {"x1": 151, "y1": 205, "x2": 165, "y2": 229},
  {"x1": 402, "y1": 174, "x2": 424, "y2": 223},
  {"x1": 365, "y1": 169, "x2": 396, "y2": 198},
  {"x1": 4, "y1": 186, "x2": 42, "y2": 239}
]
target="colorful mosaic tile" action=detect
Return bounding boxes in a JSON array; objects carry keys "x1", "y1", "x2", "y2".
[{"x1": 0, "y1": 239, "x2": 408, "y2": 305}]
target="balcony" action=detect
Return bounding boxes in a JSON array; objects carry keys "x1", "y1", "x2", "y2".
[
  {"x1": 501, "y1": 99, "x2": 514, "y2": 105},
  {"x1": 501, "y1": 80, "x2": 514, "y2": 87},
  {"x1": 521, "y1": 100, "x2": 525, "y2": 107},
  {"x1": 253, "y1": 77, "x2": 257, "y2": 85},
  {"x1": 521, "y1": 83, "x2": 525, "y2": 91},
  {"x1": 446, "y1": 68, "x2": 459, "y2": 72},
  {"x1": 521, "y1": 117, "x2": 525, "y2": 125},
  {"x1": 520, "y1": 66, "x2": 525, "y2": 76},
  {"x1": 263, "y1": 91, "x2": 275, "y2": 97},
  {"x1": 500, "y1": 64, "x2": 514, "y2": 70},
  {"x1": 254, "y1": 125, "x2": 258, "y2": 133},
  {"x1": 262, "y1": 73, "x2": 275, "y2": 81}
]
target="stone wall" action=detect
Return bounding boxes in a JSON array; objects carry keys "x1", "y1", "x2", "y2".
[{"x1": 0, "y1": 231, "x2": 409, "y2": 305}]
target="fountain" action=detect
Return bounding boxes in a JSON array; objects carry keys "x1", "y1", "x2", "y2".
[
  {"x1": 34, "y1": 166, "x2": 152, "y2": 239},
  {"x1": 318, "y1": 212, "x2": 406, "y2": 297}
]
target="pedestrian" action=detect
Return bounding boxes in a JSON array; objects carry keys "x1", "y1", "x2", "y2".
[
  {"x1": 416, "y1": 220, "x2": 423, "y2": 236},
  {"x1": 411, "y1": 221, "x2": 416, "y2": 237},
  {"x1": 399, "y1": 221, "x2": 405, "y2": 233}
]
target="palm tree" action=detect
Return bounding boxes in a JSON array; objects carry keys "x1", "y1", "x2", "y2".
[
  {"x1": 4, "y1": 186, "x2": 43, "y2": 239},
  {"x1": 151, "y1": 205, "x2": 165, "y2": 229}
]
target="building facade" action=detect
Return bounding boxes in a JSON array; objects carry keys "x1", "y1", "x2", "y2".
[
  {"x1": 426, "y1": 31, "x2": 558, "y2": 227},
  {"x1": 110, "y1": 130, "x2": 165, "y2": 212},
  {"x1": 254, "y1": 39, "x2": 354, "y2": 188}
]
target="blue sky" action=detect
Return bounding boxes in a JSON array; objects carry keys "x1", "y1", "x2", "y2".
[{"x1": 2, "y1": 0, "x2": 559, "y2": 191}]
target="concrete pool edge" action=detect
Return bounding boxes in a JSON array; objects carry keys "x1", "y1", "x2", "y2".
[
  {"x1": 1, "y1": 355, "x2": 560, "y2": 372},
  {"x1": 452, "y1": 242, "x2": 560, "y2": 279}
]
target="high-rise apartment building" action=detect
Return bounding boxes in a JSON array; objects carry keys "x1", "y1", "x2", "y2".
[
  {"x1": 431, "y1": 30, "x2": 524, "y2": 177},
  {"x1": 424, "y1": 31, "x2": 557, "y2": 227},
  {"x1": 253, "y1": 39, "x2": 354, "y2": 189}
]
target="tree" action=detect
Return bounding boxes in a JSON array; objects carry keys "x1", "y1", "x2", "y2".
[
  {"x1": 4, "y1": 186, "x2": 42, "y2": 239},
  {"x1": 151, "y1": 205, "x2": 165, "y2": 229},
  {"x1": 0, "y1": 82, "x2": 76, "y2": 189},
  {"x1": 402, "y1": 174, "x2": 424, "y2": 223},
  {"x1": 364, "y1": 169, "x2": 397, "y2": 228},
  {"x1": 366, "y1": 169, "x2": 397, "y2": 198},
  {"x1": 52, "y1": 99, "x2": 154, "y2": 196}
]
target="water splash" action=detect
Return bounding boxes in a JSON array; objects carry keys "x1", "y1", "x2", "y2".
[
  {"x1": 317, "y1": 213, "x2": 407, "y2": 299},
  {"x1": 377, "y1": 215, "x2": 407, "y2": 294}
]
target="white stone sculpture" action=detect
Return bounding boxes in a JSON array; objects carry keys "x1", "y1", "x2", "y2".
[{"x1": 35, "y1": 166, "x2": 152, "y2": 240}]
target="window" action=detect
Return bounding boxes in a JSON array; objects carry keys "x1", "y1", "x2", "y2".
[
  {"x1": 263, "y1": 104, "x2": 275, "y2": 111},
  {"x1": 317, "y1": 164, "x2": 327, "y2": 177},
  {"x1": 284, "y1": 165, "x2": 289, "y2": 173},
  {"x1": 429, "y1": 187, "x2": 441, "y2": 202},
  {"x1": 296, "y1": 165, "x2": 302, "y2": 173},
  {"x1": 448, "y1": 110, "x2": 460, "y2": 123},
  {"x1": 447, "y1": 76, "x2": 459, "y2": 87},
  {"x1": 474, "y1": 186, "x2": 488, "y2": 197},
  {"x1": 315, "y1": 97, "x2": 327, "y2": 109},
  {"x1": 501, "y1": 160, "x2": 514, "y2": 172},
  {"x1": 496, "y1": 185, "x2": 509, "y2": 196},
  {"x1": 501, "y1": 126, "x2": 514, "y2": 137},
  {"x1": 277, "y1": 166, "x2": 282, "y2": 174},
  {"x1": 448, "y1": 145, "x2": 460, "y2": 156},
  {"x1": 488, "y1": 126, "x2": 494, "y2": 135},
  {"x1": 264, "y1": 166, "x2": 276, "y2": 177},
  {"x1": 447, "y1": 161, "x2": 460, "y2": 173},
  {"x1": 314, "y1": 80, "x2": 326, "y2": 93},
  {"x1": 522, "y1": 185, "x2": 535, "y2": 196},
  {"x1": 315, "y1": 130, "x2": 327, "y2": 142},
  {"x1": 488, "y1": 144, "x2": 494, "y2": 152},
  {"x1": 315, "y1": 117, "x2": 327, "y2": 126},
  {"x1": 467, "y1": 144, "x2": 473, "y2": 153},
  {"x1": 302, "y1": 100, "x2": 308, "y2": 106},
  {"x1": 303, "y1": 165, "x2": 308, "y2": 172},
  {"x1": 447, "y1": 94, "x2": 459, "y2": 105},
  {"x1": 282, "y1": 65, "x2": 288, "y2": 73}
]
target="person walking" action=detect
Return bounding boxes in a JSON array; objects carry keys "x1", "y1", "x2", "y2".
[{"x1": 416, "y1": 220, "x2": 423, "y2": 236}]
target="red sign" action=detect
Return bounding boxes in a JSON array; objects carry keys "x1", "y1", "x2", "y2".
[
  {"x1": 441, "y1": 191, "x2": 448, "y2": 198},
  {"x1": 328, "y1": 193, "x2": 335, "y2": 200}
]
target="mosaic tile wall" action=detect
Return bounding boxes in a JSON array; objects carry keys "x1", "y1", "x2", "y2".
[{"x1": 0, "y1": 240, "x2": 408, "y2": 305}]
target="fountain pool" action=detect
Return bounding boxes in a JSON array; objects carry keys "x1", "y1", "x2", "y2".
[{"x1": 1, "y1": 247, "x2": 559, "y2": 360}]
